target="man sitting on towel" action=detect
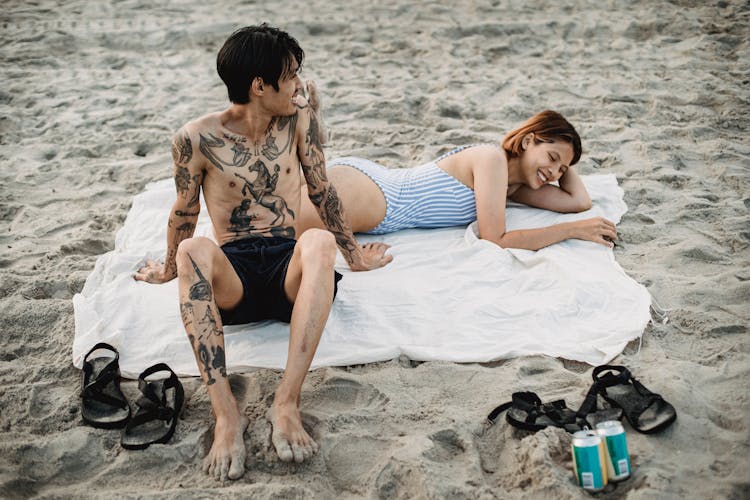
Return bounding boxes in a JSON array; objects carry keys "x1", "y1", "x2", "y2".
[{"x1": 134, "y1": 24, "x2": 392, "y2": 480}]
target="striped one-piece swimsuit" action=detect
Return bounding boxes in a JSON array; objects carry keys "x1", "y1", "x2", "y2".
[{"x1": 328, "y1": 145, "x2": 478, "y2": 235}]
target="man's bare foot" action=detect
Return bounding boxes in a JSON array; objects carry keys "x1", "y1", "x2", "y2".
[
  {"x1": 202, "y1": 413, "x2": 250, "y2": 481},
  {"x1": 305, "y1": 80, "x2": 329, "y2": 145},
  {"x1": 268, "y1": 402, "x2": 319, "y2": 463}
]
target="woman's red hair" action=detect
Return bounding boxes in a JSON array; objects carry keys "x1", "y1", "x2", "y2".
[{"x1": 502, "y1": 110, "x2": 582, "y2": 165}]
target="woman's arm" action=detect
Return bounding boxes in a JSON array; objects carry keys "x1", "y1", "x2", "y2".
[
  {"x1": 509, "y1": 166, "x2": 592, "y2": 213},
  {"x1": 496, "y1": 218, "x2": 616, "y2": 250},
  {"x1": 471, "y1": 150, "x2": 615, "y2": 250}
]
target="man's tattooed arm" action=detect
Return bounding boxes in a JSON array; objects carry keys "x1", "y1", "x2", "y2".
[
  {"x1": 163, "y1": 128, "x2": 203, "y2": 279},
  {"x1": 298, "y1": 109, "x2": 365, "y2": 269}
]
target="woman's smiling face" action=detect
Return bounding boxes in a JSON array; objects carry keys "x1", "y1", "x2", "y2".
[{"x1": 520, "y1": 134, "x2": 575, "y2": 188}]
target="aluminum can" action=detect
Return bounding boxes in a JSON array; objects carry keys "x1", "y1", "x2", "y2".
[
  {"x1": 571, "y1": 430, "x2": 608, "y2": 492},
  {"x1": 596, "y1": 420, "x2": 631, "y2": 482}
]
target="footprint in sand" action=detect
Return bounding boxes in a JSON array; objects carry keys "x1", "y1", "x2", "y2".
[
  {"x1": 305, "y1": 377, "x2": 389, "y2": 415},
  {"x1": 324, "y1": 436, "x2": 392, "y2": 494},
  {"x1": 374, "y1": 459, "x2": 428, "y2": 499},
  {"x1": 422, "y1": 429, "x2": 465, "y2": 463}
]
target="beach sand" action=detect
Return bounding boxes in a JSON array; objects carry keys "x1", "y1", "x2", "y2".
[{"x1": 1, "y1": 0, "x2": 748, "y2": 497}]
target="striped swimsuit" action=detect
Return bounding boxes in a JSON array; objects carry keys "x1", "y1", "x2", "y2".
[{"x1": 329, "y1": 145, "x2": 478, "y2": 235}]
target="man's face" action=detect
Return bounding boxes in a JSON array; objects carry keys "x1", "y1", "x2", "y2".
[{"x1": 266, "y1": 59, "x2": 303, "y2": 116}]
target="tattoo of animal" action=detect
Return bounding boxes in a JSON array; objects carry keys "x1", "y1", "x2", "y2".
[
  {"x1": 187, "y1": 254, "x2": 212, "y2": 302},
  {"x1": 234, "y1": 160, "x2": 295, "y2": 224}
]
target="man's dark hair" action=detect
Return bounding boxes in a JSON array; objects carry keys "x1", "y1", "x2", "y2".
[{"x1": 217, "y1": 24, "x2": 304, "y2": 104}]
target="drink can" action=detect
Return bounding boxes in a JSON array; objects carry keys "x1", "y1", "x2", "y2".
[
  {"x1": 571, "y1": 430, "x2": 608, "y2": 492},
  {"x1": 596, "y1": 420, "x2": 631, "y2": 482}
]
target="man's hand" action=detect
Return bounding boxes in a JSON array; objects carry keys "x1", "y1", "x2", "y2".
[
  {"x1": 349, "y1": 242, "x2": 393, "y2": 271},
  {"x1": 133, "y1": 259, "x2": 175, "y2": 284}
]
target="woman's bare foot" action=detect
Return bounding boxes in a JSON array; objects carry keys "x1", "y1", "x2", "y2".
[
  {"x1": 202, "y1": 412, "x2": 250, "y2": 481},
  {"x1": 268, "y1": 401, "x2": 319, "y2": 463},
  {"x1": 305, "y1": 80, "x2": 329, "y2": 145}
]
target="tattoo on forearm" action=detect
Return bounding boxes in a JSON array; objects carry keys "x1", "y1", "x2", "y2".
[
  {"x1": 175, "y1": 210, "x2": 199, "y2": 217},
  {"x1": 299, "y1": 111, "x2": 358, "y2": 262},
  {"x1": 164, "y1": 221, "x2": 195, "y2": 276},
  {"x1": 319, "y1": 185, "x2": 357, "y2": 261}
]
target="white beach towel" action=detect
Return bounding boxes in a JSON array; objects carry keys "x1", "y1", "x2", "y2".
[{"x1": 72, "y1": 174, "x2": 651, "y2": 378}]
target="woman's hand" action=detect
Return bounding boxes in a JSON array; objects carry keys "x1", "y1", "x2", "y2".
[{"x1": 569, "y1": 217, "x2": 617, "y2": 247}]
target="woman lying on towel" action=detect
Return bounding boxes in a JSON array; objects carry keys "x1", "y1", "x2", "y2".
[{"x1": 298, "y1": 109, "x2": 617, "y2": 250}]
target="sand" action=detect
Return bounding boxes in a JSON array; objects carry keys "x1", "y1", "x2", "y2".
[{"x1": 1, "y1": 0, "x2": 748, "y2": 497}]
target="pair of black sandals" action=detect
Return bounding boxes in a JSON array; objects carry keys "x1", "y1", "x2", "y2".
[
  {"x1": 80, "y1": 343, "x2": 184, "y2": 450},
  {"x1": 487, "y1": 365, "x2": 677, "y2": 434}
]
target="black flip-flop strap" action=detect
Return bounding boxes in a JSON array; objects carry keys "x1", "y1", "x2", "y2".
[
  {"x1": 81, "y1": 385, "x2": 128, "y2": 409},
  {"x1": 576, "y1": 380, "x2": 603, "y2": 419},
  {"x1": 487, "y1": 401, "x2": 514, "y2": 425},
  {"x1": 510, "y1": 391, "x2": 543, "y2": 412},
  {"x1": 137, "y1": 363, "x2": 179, "y2": 407},
  {"x1": 627, "y1": 393, "x2": 663, "y2": 422},
  {"x1": 82, "y1": 358, "x2": 119, "y2": 389},
  {"x1": 487, "y1": 394, "x2": 573, "y2": 428},
  {"x1": 592, "y1": 365, "x2": 632, "y2": 387},
  {"x1": 81, "y1": 354, "x2": 126, "y2": 409},
  {"x1": 126, "y1": 403, "x2": 174, "y2": 431}
]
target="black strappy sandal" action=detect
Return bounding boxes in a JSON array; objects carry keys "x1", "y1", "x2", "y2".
[
  {"x1": 586, "y1": 365, "x2": 676, "y2": 434},
  {"x1": 487, "y1": 391, "x2": 585, "y2": 433},
  {"x1": 121, "y1": 363, "x2": 184, "y2": 450},
  {"x1": 81, "y1": 343, "x2": 131, "y2": 429}
]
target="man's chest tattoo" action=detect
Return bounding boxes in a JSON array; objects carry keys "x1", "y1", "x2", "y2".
[{"x1": 199, "y1": 123, "x2": 300, "y2": 237}]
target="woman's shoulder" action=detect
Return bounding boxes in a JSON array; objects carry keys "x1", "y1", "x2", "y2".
[
  {"x1": 437, "y1": 143, "x2": 503, "y2": 162},
  {"x1": 458, "y1": 144, "x2": 506, "y2": 172}
]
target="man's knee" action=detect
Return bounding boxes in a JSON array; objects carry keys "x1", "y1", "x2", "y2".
[
  {"x1": 297, "y1": 229, "x2": 337, "y2": 269},
  {"x1": 176, "y1": 237, "x2": 216, "y2": 275}
]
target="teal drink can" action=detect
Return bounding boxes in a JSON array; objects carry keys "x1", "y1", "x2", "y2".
[
  {"x1": 596, "y1": 420, "x2": 631, "y2": 482},
  {"x1": 571, "y1": 430, "x2": 608, "y2": 492}
]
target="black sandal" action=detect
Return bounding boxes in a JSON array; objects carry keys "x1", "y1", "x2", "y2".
[
  {"x1": 588, "y1": 365, "x2": 676, "y2": 434},
  {"x1": 487, "y1": 391, "x2": 585, "y2": 433},
  {"x1": 121, "y1": 363, "x2": 184, "y2": 450},
  {"x1": 81, "y1": 343, "x2": 131, "y2": 429}
]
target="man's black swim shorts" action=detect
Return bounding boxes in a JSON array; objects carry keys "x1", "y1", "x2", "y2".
[{"x1": 218, "y1": 235, "x2": 343, "y2": 325}]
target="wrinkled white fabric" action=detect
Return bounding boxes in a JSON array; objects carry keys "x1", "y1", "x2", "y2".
[{"x1": 73, "y1": 174, "x2": 651, "y2": 378}]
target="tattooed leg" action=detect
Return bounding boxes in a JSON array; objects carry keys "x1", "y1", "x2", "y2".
[
  {"x1": 175, "y1": 238, "x2": 248, "y2": 481},
  {"x1": 268, "y1": 229, "x2": 336, "y2": 464}
]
